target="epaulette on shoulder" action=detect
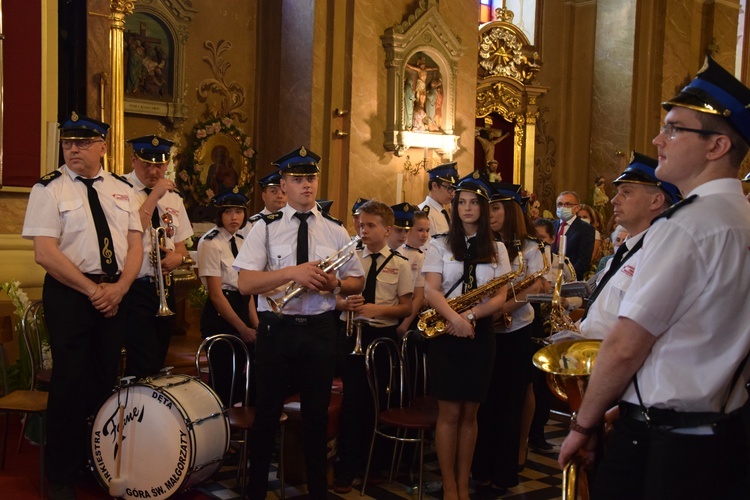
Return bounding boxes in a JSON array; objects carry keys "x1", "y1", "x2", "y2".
[
  {"x1": 204, "y1": 229, "x2": 220, "y2": 240},
  {"x1": 651, "y1": 194, "x2": 698, "y2": 224},
  {"x1": 111, "y1": 173, "x2": 133, "y2": 187},
  {"x1": 432, "y1": 232, "x2": 447, "y2": 239},
  {"x1": 262, "y1": 211, "x2": 283, "y2": 224},
  {"x1": 421, "y1": 205, "x2": 431, "y2": 215},
  {"x1": 248, "y1": 213, "x2": 264, "y2": 223},
  {"x1": 236, "y1": 233, "x2": 244, "y2": 239},
  {"x1": 36, "y1": 170, "x2": 62, "y2": 186},
  {"x1": 391, "y1": 250, "x2": 408, "y2": 261},
  {"x1": 322, "y1": 211, "x2": 343, "y2": 226},
  {"x1": 404, "y1": 244, "x2": 423, "y2": 254},
  {"x1": 173, "y1": 188, "x2": 183, "y2": 198}
]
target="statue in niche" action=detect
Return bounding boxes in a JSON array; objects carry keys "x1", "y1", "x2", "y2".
[
  {"x1": 404, "y1": 76, "x2": 416, "y2": 130},
  {"x1": 404, "y1": 53, "x2": 443, "y2": 132},
  {"x1": 476, "y1": 127, "x2": 511, "y2": 165}
]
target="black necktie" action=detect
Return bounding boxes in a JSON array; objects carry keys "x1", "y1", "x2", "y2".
[
  {"x1": 363, "y1": 253, "x2": 381, "y2": 303},
  {"x1": 143, "y1": 187, "x2": 161, "y2": 229},
  {"x1": 441, "y1": 208, "x2": 451, "y2": 226},
  {"x1": 230, "y1": 236, "x2": 239, "y2": 258},
  {"x1": 78, "y1": 177, "x2": 118, "y2": 276},
  {"x1": 463, "y1": 237, "x2": 477, "y2": 292},
  {"x1": 294, "y1": 212, "x2": 311, "y2": 264}
]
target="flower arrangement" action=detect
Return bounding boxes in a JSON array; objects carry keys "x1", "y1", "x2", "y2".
[
  {"x1": 176, "y1": 114, "x2": 256, "y2": 207},
  {"x1": 1, "y1": 281, "x2": 52, "y2": 389}
]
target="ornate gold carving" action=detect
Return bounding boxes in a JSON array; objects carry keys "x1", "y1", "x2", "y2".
[
  {"x1": 197, "y1": 40, "x2": 247, "y2": 123},
  {"x1": 476, "y1": 82, "x2": 522, "y2": 118},
  {"x1": 479, "y1": 27, "x2": 540, "y2": 84},
  {"x1": 494, "y1": 7, "x2": 514, "y2": 23},
  {"x1": 110, "y1": 0, "x2": 135, "y2": 14}
]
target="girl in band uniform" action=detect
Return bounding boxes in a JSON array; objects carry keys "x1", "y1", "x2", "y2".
[{"x1": 422, "y1": 173, "x2": 511, "y2": 500}]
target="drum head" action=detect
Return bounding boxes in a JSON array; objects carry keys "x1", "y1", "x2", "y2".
[{"x1": 91, "y1": 375, "x2": 228, "y2": 499}]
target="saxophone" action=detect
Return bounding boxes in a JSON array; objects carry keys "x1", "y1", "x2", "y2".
[
  {"x1": 418, "y1": 240, "x2": 524, "y2": 338},
  {"x1": 549, "y1": 239, "x2": 579, "y2": 336},
  {"x1": 500, "y1": 240, "x2": 549, "y2": 329}
]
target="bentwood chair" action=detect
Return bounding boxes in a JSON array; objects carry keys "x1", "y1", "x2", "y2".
[
  {"x1": 0, "y1": 314, "x2": 48, "y2": 497},
  {"x1": 16, "y1": 301, "x2": 50, "y2": 454},
  {"x1": 196, "y1": 334, "x2": 287, "y2": 499},
  {"x1": 361, "y1": 337, "x2": 437, "y2": 499}
]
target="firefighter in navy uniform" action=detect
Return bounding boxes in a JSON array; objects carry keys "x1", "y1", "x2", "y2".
[
  {"x1": 22, "y1": 113, "x2": 143, "y2": 499},
  {"x1": 123, "y1": 135, "x2": 192, "y2": 378},
  {"x1": 234, "y1": 146, "x2": 364, "y2": 499}
]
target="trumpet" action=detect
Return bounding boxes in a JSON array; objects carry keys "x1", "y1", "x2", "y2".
[
  {"x1": 418, "y1": 239, "x2": 524, "y2": 338},
  {"x1": 346, "y1": 314, "x2": 388, "y2": 355},
  {"x1": 268, "y1": 236, "x2": 361, "y2": 316},
  {"x1": 150, "y1": 227, "x2": 175, "y2": 317}
]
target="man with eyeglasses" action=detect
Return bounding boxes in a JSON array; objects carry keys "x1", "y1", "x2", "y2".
[
  {"x1": 552, "y1": 190, "x2": 595, "y2": 279},
  {"x1": 418, "y1": 162, "x2": 459, "y2": 243},
  {"x1": 22, "y1": 112, "x2": 143, "y2": 499},
  {"x1": 123, "y1": 135, "x2": 192, "y2": 378},
  {"x1": 559, "y1": 56, "x2": 750, "y2": 499}
]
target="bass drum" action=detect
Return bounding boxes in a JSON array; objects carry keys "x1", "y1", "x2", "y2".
[{"x1": 91, "y1": 373, "x2": 229, "y2": 499}]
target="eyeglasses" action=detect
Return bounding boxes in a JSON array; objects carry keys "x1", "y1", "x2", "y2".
[
  {"x1": 660, "y1": 123, "x2": 722, "y2": 141},
  {"x1": 60, "y1": 139, "x2": 104, "y2": 150},
  {"x1": 439, "y1": 183, "x2": 456, "y2": 194}
]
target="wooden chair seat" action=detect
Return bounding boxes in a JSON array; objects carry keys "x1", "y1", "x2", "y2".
[{"x1": 0, "y1": 390, "x2": 48, "y2": 413}]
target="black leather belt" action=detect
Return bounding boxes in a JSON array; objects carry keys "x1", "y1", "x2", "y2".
[
  {"x1": 84, "y1": 273, "x2": 120, "y2": 284},
  {"x1": 619, "y1": 401, "x2": 735, "y2": 428}
]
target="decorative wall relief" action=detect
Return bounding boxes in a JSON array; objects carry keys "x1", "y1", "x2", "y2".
[
  {"x1": 123, "y1": 0, "x2": 196, "y2": 122},
  {"x1": 177, "y1": 39, "x2": 254, "y2": 217},
  {"x1": 381, "y1": 0, "x2": 464, "y2": 157}
]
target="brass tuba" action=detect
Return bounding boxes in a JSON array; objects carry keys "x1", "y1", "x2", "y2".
[
  {"x1": 533, "y1": 340, "x2": 601, "y2": 500},
  {"x1": 268, "y1": 236, "x2": 361, "y2": 316},
  {"x1": 418, "y1": 240, "x2": 524, "y2": 338},
  {"x1": 549, "y1": 239, "x2": 579, "y2": 334},
  {"x1": 150, "y1": 227, "x2": 175, "y2": 317},
  {"x1": 501, "y1": 240, "x2": 550, "y2": 329}
]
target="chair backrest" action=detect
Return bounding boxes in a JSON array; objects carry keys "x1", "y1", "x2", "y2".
[
  {"x1": 401, "y1": 330, "x2": 430, "y2": 403},
  {"x1": 365, "y1": 337, "x2": 411, "y2": 415},
  {"x1": 195, "y1": 334, "x2": 251, "y2": 408},
  {"x1": 20, "y1": 300, "x2": 46, "y2": 390}
]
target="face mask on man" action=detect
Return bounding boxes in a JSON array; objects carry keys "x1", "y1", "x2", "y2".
[{"x1": 556, "y1": 206, "x2": 574, "y2": 221}]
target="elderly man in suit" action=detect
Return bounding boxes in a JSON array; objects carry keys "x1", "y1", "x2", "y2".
[{"x1": 552, "y1": 191, "x2": 595, "y2": 279}]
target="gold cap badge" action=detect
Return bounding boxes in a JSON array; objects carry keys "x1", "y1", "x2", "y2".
[
  {"x1": 300, "y1": 146, "x2": 307, "y2": 157},
  {"x1": 152, "y1": 137, "x2": 160, "y2": 147}
]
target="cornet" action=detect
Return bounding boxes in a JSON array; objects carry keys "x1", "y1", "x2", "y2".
[
  {"x1": 150, "y1": 227, "x2": 175, "y2": 317},
  {"x1": 268, "y1": 236, "x2": 361, "y2": 316}
]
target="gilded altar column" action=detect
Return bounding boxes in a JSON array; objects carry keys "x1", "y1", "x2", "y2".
[{"x1": 108, "y1": 1, "x2": 133, "y2": 175}]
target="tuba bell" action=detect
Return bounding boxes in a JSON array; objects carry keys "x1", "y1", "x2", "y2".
[{"x1": 533, "y1": 339, "x2": 601, "y2": 500}]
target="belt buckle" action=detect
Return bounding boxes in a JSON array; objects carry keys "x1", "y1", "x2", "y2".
[{"x1": 294, "y1": 316, "x2": 308, "y2": 326}]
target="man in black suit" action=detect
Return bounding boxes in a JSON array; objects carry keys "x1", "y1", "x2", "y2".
[{"x1": 552, "y1": 190, "x2": 595, "y2": 279}]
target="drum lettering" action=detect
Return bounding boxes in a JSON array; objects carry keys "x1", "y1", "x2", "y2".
[
  {"x1": 103, "y1": 404, "x2": 145, "y2": 446},
  {"x1": 151, "y1": 391, "x2": 173, "y2": 409},
  {"x1": 94, "y1": 430, "x2": 100, "y2": 445},
  {"x1": 151, "y1": 485, "x2": 165, "y2": 496},
  {"x1": 125, "y1": 487, "x2": 152, "y2": 498}
]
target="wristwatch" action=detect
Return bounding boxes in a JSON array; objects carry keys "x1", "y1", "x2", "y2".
[
  {"x1": 332, "y1": 279, "x2": 342, "y2": 295},
  {"x1": 467, "y1": 309, "x2": 476, "y2": 322}
]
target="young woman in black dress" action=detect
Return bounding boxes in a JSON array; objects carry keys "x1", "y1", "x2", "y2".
[{"x1": 422, "y1": 173, "x2": 511, "y2": 500}]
